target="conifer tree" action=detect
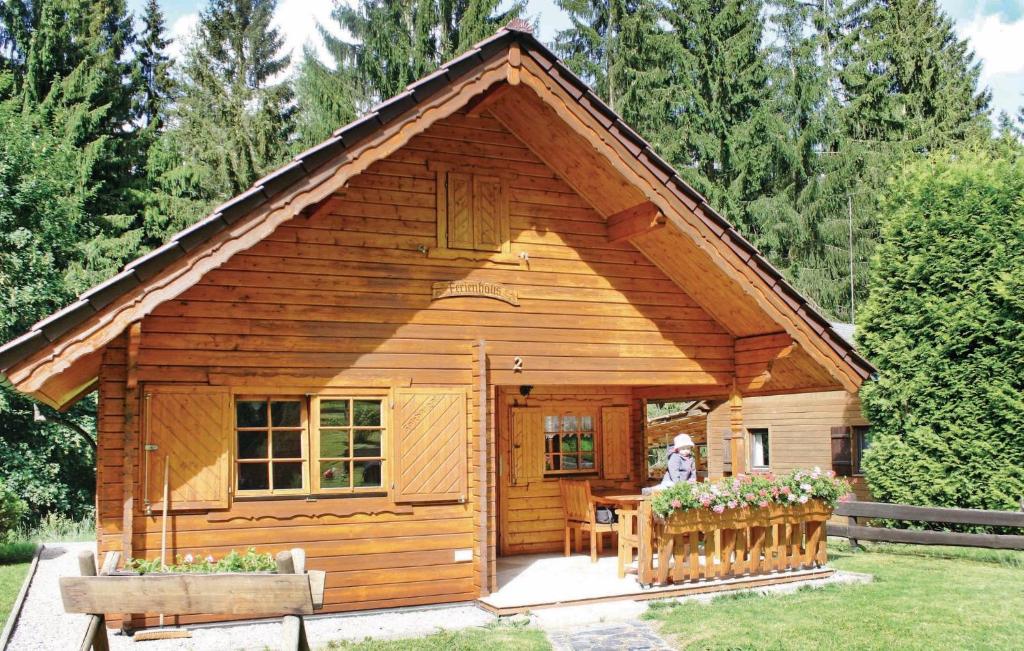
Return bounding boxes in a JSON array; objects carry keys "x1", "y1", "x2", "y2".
[
  {"x1": 134, "y1": 0, "x2": 172, "y2": 130},
  {"x1": 162, "y1": 0, "x2": 294, "y2": 205},
  {"x1": 295, "y1": 0, "x2": 523, "y2": 145}
]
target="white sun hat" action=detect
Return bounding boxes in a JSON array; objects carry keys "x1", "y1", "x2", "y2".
[{"x1": 673, "y1": 433, "x2": 695, "y2": 450}]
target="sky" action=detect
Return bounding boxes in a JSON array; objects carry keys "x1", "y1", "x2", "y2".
[{"x1": 128, "y1": 0, "x2": 1024, "y2": 119}]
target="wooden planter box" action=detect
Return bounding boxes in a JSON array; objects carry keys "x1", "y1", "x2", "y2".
[{"x1": 638, "y1": 499, "x2": 833, "y2": 586}]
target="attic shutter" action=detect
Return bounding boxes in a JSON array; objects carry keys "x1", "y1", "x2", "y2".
[
  {"x1": 831, "y1": 426, "x2": 853, "y2": 477},
  {"x1": 446, "y1": 172, "x2": 474, "y2": 249},
  {"x1": 510, "y1": 407, "x2": 544, "y2": 486},
  {"x1": 143, "y1": 386, "x2": 231, "y2": 511},
  {"x1": 473, "y1": 175, "x2": 504, "y2": 252},
  {"x1": 393, "y1": 389, "x2": 468, "y2": 503},
  {"x1": 601, "y1": 406, "x2": 630, "y2": 480}
]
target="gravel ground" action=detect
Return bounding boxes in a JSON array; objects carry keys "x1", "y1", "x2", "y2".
[{"x1": 6, "y1": 542, "x2": 496, "y2": 650}]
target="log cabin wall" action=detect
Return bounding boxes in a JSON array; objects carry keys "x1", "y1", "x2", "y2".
[
  {"x1": 495, "y1": 385, "x2": 644, "y2": 556},
  {"x1": 94, "y1": 111, "x2": 734, "y2": 620},
  {"x1": 706, "y1": 390, "x2": 871, "y2": 500}
]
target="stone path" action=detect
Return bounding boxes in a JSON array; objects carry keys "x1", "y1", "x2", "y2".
[{"x1": 547, "y1": 621, "x2": 673, "y2": 651}]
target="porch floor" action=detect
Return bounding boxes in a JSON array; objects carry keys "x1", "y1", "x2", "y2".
[{"x1": 477, "y1": 552, "x2": 833, "y2": 615}]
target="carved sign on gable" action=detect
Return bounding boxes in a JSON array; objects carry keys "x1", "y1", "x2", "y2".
[{"x1": 431, "y1": 280, "x2": 519, "y2": 306}]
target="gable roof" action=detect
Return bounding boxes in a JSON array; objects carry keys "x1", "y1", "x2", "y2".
[{"x1": 0, "y1": 21, "x2": 874, "y2": 408}]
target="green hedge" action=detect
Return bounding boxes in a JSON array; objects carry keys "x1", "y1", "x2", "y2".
[{"x1": 859, "y1": 149, "x2": 1024, "y2": 513}]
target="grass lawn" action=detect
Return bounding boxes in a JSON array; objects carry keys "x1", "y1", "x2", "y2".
[
  {"x1": 646, "y1": 541, "x2": 1024, "y2": 650},
  {"x1": 323, "y1": 622, "x2": 551, "y2": 650},
  {"x1": 0, "y1": 543, "x2": 36, "y2": 630}
]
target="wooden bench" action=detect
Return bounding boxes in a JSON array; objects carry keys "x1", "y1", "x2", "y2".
[{"x1": 60, "y1": 549, "x2": 326, "y2": 651}]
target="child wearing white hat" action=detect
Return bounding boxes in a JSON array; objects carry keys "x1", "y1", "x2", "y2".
[{"x1": 656, "y1": 433, "x2": 697, "y2": 490}]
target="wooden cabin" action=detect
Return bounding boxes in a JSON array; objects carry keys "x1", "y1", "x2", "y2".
[{"x1": 0, "y1": 21, "x2": 874, "y2": 624}]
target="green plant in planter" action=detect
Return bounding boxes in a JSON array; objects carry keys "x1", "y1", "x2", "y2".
[
  {"x1": 128, "y1": 547, "x2": 276, "y2": 574},
  {"x1": 652, "y1": 468, "x2": 850, "y2": 518}
]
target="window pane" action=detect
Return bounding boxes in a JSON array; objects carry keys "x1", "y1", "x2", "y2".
[
  {"x1": 560, "y1": 435, "x2": 578, "y2": 454},
  {"x1": 354, "y1": 460, "x2": 383, "y2": 488},
  {"x1": 544, "y1": 416, "x2": 559, "y2": 433},
  {"x1": 320, "y1": 461, "x2": 349, "y2": 489},
  {"x1": 272, "y1": 431, "x2": 302, "y2": 459},
  {"x1": 236, "y1": 401, "x2": 267, "y2": 428},
  {"x1": 581, "y1": 452, "x2": 595, "y2": 469},
  {"x1": 562, "y1": 454, "x2": 578, "y2": 470},
  {"x1": 271, "y1": 401, "x2": 301, "y2": 427},
  {"x1": 238, "y1": 463, "x2": 269, "y2": 490},
  {"x1": 320, "y1": 400, "x2": 349, "y2": 427},
  {"x1": 320, "y1": 429, "x2": 349, "y2": 458},
  {"x1": 580, "y1": 432, "x2": 595, "y2": 454},
  {"x1": 562, "y1": 415, "x2": 578, "y2": 433},
  {"x1": 272, "y1": 462, "x2": 303, "y2": 490},
  {"x1": 237, "y1": 431, "x2": 268, "y2": 459},
  {"x1": 580, "y1": 416, "x2": 593, "y2": 433},
  {"x1": 353, "y1": 400, "x2": 381, "y2": 427},
  {"x1": 353, "y1": 429, "x2": 382, "y2": 458}
]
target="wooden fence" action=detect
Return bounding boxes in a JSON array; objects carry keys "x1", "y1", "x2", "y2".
[
  {"x1": 636, "y1": 499, "x2": 832, "y2": 586},
  {"x1": 828, "y1": 501, "x2": 1024, "y2": 550}
]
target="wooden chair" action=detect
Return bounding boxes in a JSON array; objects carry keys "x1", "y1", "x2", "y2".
[
  {"x1": 559, "y1": 479, "x2": 617, "y2": 562},
  {"x1": 617, "y1": 507, "x2": 641, "y2": 579}
]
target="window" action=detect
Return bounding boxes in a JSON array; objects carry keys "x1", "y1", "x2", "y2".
[
  {"x1": 750, "y1": 428, "x2": 770, "y2": 469},
  {"x1": 437, "y1": 171, "x2": 509, "y2": 253},
  {"x1": 234, "y1": 395, "x2": 386, "y2": 497},
  {"x1": 314, "y1": 398, "x2": 385, "y2": 492},
  {"x1": 544, "y1": 412, "x2": 597, "y2": 474},
  {"x1": 235, "y1": 398, "x2": 307, "y2": 494},
  {"x1": 853, "y1": 425, "x2": 872, "y2": 475}
]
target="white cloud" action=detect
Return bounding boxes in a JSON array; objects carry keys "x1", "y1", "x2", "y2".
[
  {"x1": 167, "y1": 12, "x2": 199, "y2": 62},
  {"x1": 961, "y1": 12, "x2": 1024, "y2": 79},
  {"x1": 956, "y1": 10, "x2": 1024, "y2": 117}
]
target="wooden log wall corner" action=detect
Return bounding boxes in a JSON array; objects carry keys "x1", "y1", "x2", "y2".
[
  {"x1": 729, "y1": 385, "x2": 746, "y2": 475},
  {"x1": 120, "y1": 322, "x2": 142, "y2": 562}
]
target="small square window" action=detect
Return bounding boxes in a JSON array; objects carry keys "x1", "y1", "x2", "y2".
[{"x1": 750, "y1": 428, "x2": 770, "y2": 469}]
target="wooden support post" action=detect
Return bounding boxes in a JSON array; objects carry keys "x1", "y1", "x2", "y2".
[
  {"x1": 848, "y1": 514, "x2": 860, "y2": 550},
  {"x1": 475, "y1": 340, "x2": 490, "y2": 595},
  {"x1": 276, "y1": 551, "x2": 310, "y2": 651},
  {"x1": 729, "y1": 385, "x2": 746, "y2": 476},
  {"x1": 77, "y1": 551, "x2": 110, "y2": 651},
  {"x1": 121, "y1": 322, "x2": 142, "y2": 561}
]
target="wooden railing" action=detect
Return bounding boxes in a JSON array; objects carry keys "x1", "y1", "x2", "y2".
[
  {"x1": 829, "y1": 501, "x2": 1024, "y2": 550},
  {"x1": 636, "y1": 499, "x2": 832, "y2": 587}
]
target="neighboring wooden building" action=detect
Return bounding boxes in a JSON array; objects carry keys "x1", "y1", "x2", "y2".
[{"x1": 0, "y1": 22, "x2": 873, "y2": 624}]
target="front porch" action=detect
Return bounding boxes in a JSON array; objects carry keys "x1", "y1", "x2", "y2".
[{"x1": 479, "y1": 552, "x2": 834, "y2": 615}]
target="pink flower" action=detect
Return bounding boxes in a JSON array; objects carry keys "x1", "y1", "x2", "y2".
[
  {"x1": 800, "y1": 483, "x2": 812, "y2": 492},
  {"x1": 712, "y1": 504, "x2": 725, "y2": 514},
  {"x1": 827, "y1": 470, "x2": 835, "y2": 478},
  {"x1": 727, "y1": 500, "x2": 738, "y2": 509},
  {"x1": 732, "y1": 479, "x2": 741, "y2": 490},
  {"x1": 670, "y1": 499, "x2": 682, "y2": 509},
  {"x1": 798, "y1": 495, "x2": 809, "y2": 504},
  {"x1": 183, "y1": 554, "x2": 194, "y2": 564},
  {"x1": 839, "y1": 494, "x2": 851, "y2": 503},
  {"x1": 759, "y1": 489, "x2": 768, "y2": 497},
  {"x1": 758, "y1": 500, "x2": 769, "y2": 508},
  {"x1": 745, "y1": 493, "x2": 756, "y2": 501},
  {"x1": 780, "y1": 486, "x2": 791, "y2": 495},
  {"x1": 787, "y1": 493, "x2": 798, "y2": 502}
]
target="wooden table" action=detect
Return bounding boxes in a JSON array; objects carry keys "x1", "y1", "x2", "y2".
[
  {"x1": 589, "y1": 492, "x2": 647, "y2": 578},
  {"x1": 590, "y1": 491, "x2": 646, "y2": 507}
]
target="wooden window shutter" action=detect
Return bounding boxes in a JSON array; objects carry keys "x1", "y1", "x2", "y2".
[
  {"x1": 143, "y1": 386, "x2": 231, "y2": 511},
  {"x1": 510, "y1": 407, "x2": 544, "y2": 486},
  {"x1": 472, "y1": 175, "x2": 505, "y2": 252},
  {"x1": 831, "y1": 426, "x2": 853, "y2": 477},
  {"x1": 601, "y1": 406, "x2": 630, "y2": 480},
  {"x1": 446, "y1": 172, "x2": 474, "y2": 250},
  {"x1": 393, "y1": 389, "x2": 468, "y2": 503}
]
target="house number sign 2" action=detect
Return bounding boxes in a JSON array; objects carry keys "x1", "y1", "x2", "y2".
[{"x1": 431, "y1": 280, "x2": 519, "y2": 306}]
